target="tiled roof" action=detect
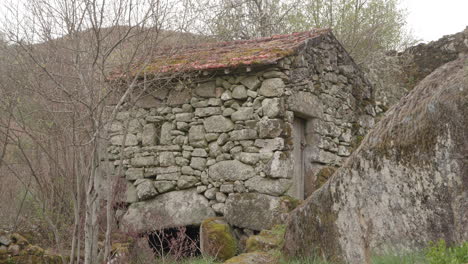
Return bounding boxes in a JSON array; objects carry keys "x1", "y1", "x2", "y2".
[{"x1": 114, "y1": 28, "x2": 330, "y2": 79}]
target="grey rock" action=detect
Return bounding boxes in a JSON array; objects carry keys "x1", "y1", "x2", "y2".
[
  {"x1": 191, "y1": 157, "x2": 207, "y2": 170},
  {"x1": 232, "y1": 85, "x2": 248, "y2": 99},
  {"x1": 136, "y1": 180, "x2": 158, "y2": 200},
  {"x1": 255, "y1": 138, "x2": 284, "y2": 152},
  {"x1": 245, "y1": 177, "x2": 292, "y2": 196},
  {"x1": 224, "y1": 193, "x2": 285, "y2": 230},
  {"x1": 221, "y1": 91, "x2": 233, "y2": 101},
  {"x1": 159, "y1": 152, "x2": 175, "y2": 167},
  {"x1": 131, "y1": 156, "x2": 156, "y2": 167},
  {"x1": 229, "y1": 129, "x2": 258, "y2": 141},
  {"x1": 204, "y1": 188, "x2": 217, "y2": 199},
  {"x1": 211, "y1": 203, "x2": 226, "y2": 214},
  {"x1": 160, "y1": 122, "x2": 174, "y2": 145},
  {"x1": 231, "y1": 107, "x2": 254, "y2": 121},
  {"x1": 192, "y1": 148, "x2": 208, "y2": 157},
  {"x1": 208, "y1": 142, "x2": 222, "y2": 158},
  {"x1": 195, "y1": 107, "x2": 222, "y2": 117},
  {"x1": 0, "y1": 235, "x2": 11, "y2": 247},
  {"x1": 209, "y1": 160, "x2": 255, "y2": 181},
  {"x1": 217, "y1": 133, "x2": 229, "y2": 145},
  {"x1": 263, "y1": 70, "x2": 288, "y2": 79},
  {"x1": 262, "y1": 98, "x2": 284, "y2": 118},
  {"x1": 265, "y1": 151, "x2": 292, "y2": 178},
  {"x1": 237, "y1": 152, "x2": 261, "y2": 165},
  {"x1": 189, "y1": 125, "x2": 207, "y2": 147},
  {"x1": 195, "y1": 81, "x2": 216, "y2": 98},
  {"x1": 125, "y1": 168, "x2": 144, "y2": 180},
  {"x1": 142, "y1": 124, "x2": 157, "y2": 146},
  {"x1": 258, "y1": 78, "x2": 285, "y2": 97},
  {"x1": 197, "y1": 185, "x2": 208, "y2": 193},
  {"x1": 258, "y1": 118, "x2": 283, "y2": 138},
  {"x1": 216, "y1": 192, "x2": 227, "y2": 203},
  {"x1": 177, "y1": 176, "x2": 199, "y2": 189},
  {"x1": 220, "y1": 184, "x2": 234, "y2": 193},
  {"x1": 121, "y1": 189, "x2": 215, "y2": 232},
  {"x1": 156, "y1": 172, "x2": 180, "y2": 181},
  {"x1": 154, "y1": 181, "x2": 176, "y2": 193},
  {"x1": 287, "y1": 91, "x2": 323, "y2": 118},
  {"x1": 175, "y1": 113, "x2": 194, "y2": 122},
  {"x1": 205, "y1": 133, "x2": 219, "y2": 142},
  {"x1": 204, "y1": 115, "x2": 234, "y2": 133},
  {"x1": 240, "y1": 76, "x2": 261, "y2": 90}
]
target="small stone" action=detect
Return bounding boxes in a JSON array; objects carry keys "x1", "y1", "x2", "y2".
[
  {"x1": 195, "y1": 107, "x2": 222, "y2": 117},
  {"x1": 216, "y1": 192, "x2": 227, "y2": 203},
  {"x1": 247, "y1": 90, "x2": 257, "y2": 98},
  {"x1": 131, "y1": 156, "x2": 156, "y2": 167},
  {"x1": 205, "y1": 188, "x2": 217, "y2": 199},
  {"x1": 125, "y1": 168, "x2": 144, "y2": 180},
  {"x1": 175, "y1": 113, "x2": 194, "y2": 122},
  {"x1": 221, "y1": 91, "x2": 233, "y2": 101},
  {"x1": 240, "y1": 76, "x2": 261, "y2": 90},
  {"x1": 160, "y1": 122, "x2": 174, "y2": 145},
  {"x1": 220, "y1": 184, "x2": 234, "y2": 193},
  {"x1": 192, "y1": 148, "x2": 208, "y2": 157},
  {"x1": 208, "y1": 98, "x2": 222, "y2": 106},
  {"x1": 191, "y1": 157, "x2": 207, "y2": 170},
  {"x1": 223, "y1": 108, "x2": 236, "y2": 116},
  {"x1": 232, "y1": 85, "x2": 248, "y2": 99},
  {"x1": 181, "y1": 166, "x2": 195, "y2": 175},
  {"x1": 232, "y1": 107, "x2": 254, "y2": 121},
  {"x1": 159, "y1": 152, "x2": 175, "y2": 167},
  {"x1": 217, "y1": 133, "x2": 229, "y2": 145},
  {"x1": 234, "y1": 181, "x2": 246, "y2": 193},
  {"x1": 142, "y1": 124, "x2": 157, "y2": 146},
  {"x1": 189, "y1": 125, "x2": 207, "y2": 147},
  {"x1": 204, "y1": 115, "x2": 234, "y2": 133},
  {"x1": 237, "y1": 152, "x2": 261, "y2": 165},
  {"x1": 197, "y1": 185, "x2": 208, "y2": 193},
  {"x1": 136, "y1": 180, "x2": 158, "y2": 200},
  {"x1": 195, "y1": 81, "x2": 216, "y2": 98},
  {"x1": 258, "y1": 118, "x2": 283, "y2": 138},
  {"x1": 212, "y1": 203, "x2": 226, "y2": 214},
  {"x1": 176, "y1": 157, "x2": 190, "y2": 166},
  {"x1": 262, "y1": 98, "x2": 283, "y2": 118},
  {"x1": 263, "y1": 70, "x2": 288, "y2": 79},
  {"x1": 154, "y1": 181, "x2": 176, "y2": 193},
  {"x1": 205, "y1": 133, "x2": 219, "y2": 142},
  {"x1": 258, "y1": 78, "x2": 285, "y2": 97},
  {"x1": 229, "y1": 129, "x2": 258, "y2": 141},
  {"x1": 177, "y1": 176, "x2": 198, "y2": 189},
  {"x1": 156, "y1": 172, "x2": 181, "y2": 181}
]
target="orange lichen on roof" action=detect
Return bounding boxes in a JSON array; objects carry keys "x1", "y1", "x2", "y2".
[{"x1": 112, "y1": 28, "x2": 330, "y2": 79}]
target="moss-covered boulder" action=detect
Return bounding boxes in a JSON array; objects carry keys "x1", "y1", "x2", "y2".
[
  {"x1": 200, "y1": 217, "x2": 237, "y2": 261},
  {"x1": 284, "y1": 55, "x2": 468, "y2": 263},
  {"x1": 246, "y1": 225, "x2": 285, "y2": 253},
  {"x1": 223, "y1": 251, "x2": 279, "y2": 264},
  {"x1": 10, "y1": 234, "x2": 28, "y2": 250}
]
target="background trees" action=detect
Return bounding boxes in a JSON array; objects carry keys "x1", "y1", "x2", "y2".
[{"x1": 0, "y1": 0, "x2": 415, "y2": 263}]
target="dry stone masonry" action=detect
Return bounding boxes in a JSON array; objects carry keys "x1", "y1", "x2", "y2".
[{"x1": 106, "y1": 29, "x2": 375, "y2": 233}]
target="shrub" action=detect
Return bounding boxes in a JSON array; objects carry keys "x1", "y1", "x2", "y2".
[{"x1": 426, "y1": 240, "x2": 468, "y2": 264}]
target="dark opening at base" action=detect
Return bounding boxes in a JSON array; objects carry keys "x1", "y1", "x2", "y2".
[{"x1": 147, "y1": 225, "x2": 201, "y2": 258}]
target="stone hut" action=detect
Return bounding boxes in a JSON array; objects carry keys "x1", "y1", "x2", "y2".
[{"x1": 107, "y1": 29, "x2": 375, "y2": 234}]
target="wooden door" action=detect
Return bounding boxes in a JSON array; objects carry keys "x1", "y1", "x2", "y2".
[{"x1": 291, "y1": 117, "x2": 305, "y2": 199}]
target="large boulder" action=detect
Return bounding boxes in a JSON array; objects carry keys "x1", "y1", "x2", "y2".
[
  {"x1": 121, "y1": 189, "x2": 215, "y2": 232},
  {"x1": 224, "y1": 193, "x2": 288, "y2": 231},
  {"x1": 200, "y1": 218, "x2": 237, "y2": 261},
  {"x1": 283, "y1": 56, "x2": 468, "y2": 263}
]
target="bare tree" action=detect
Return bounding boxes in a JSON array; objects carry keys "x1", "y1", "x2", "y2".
[{"x1": 0, "y1": 0, "x2": 197, "y2": 263}]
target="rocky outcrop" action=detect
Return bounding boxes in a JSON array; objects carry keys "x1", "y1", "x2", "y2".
[
  {"x1": 366, "y1": 26, "x2": 468, "y2": 109},
  {"x1": 121, "y1": 189, "x2": 215, "y2": 232},
  {"x1": 283, "y1": 56, "x2": 468, "y2": 263}
]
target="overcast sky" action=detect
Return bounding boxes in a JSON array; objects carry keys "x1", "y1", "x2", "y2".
[{"x1": 402, "y1": 0, "x2": 468, "y2": 42}]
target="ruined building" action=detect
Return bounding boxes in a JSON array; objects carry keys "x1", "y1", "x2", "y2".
[{"x1": 105, "y1": 29, "x2": 375, "y2": 234}]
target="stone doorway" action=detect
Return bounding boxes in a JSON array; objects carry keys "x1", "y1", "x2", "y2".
[{"x1": 290, "y1": 117, "x2": 305, "y2": 199}]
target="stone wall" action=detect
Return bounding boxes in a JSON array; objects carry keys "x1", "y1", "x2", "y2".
[{"x1": 107, "y1": 32, "x2": 375, "y2": 232}]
